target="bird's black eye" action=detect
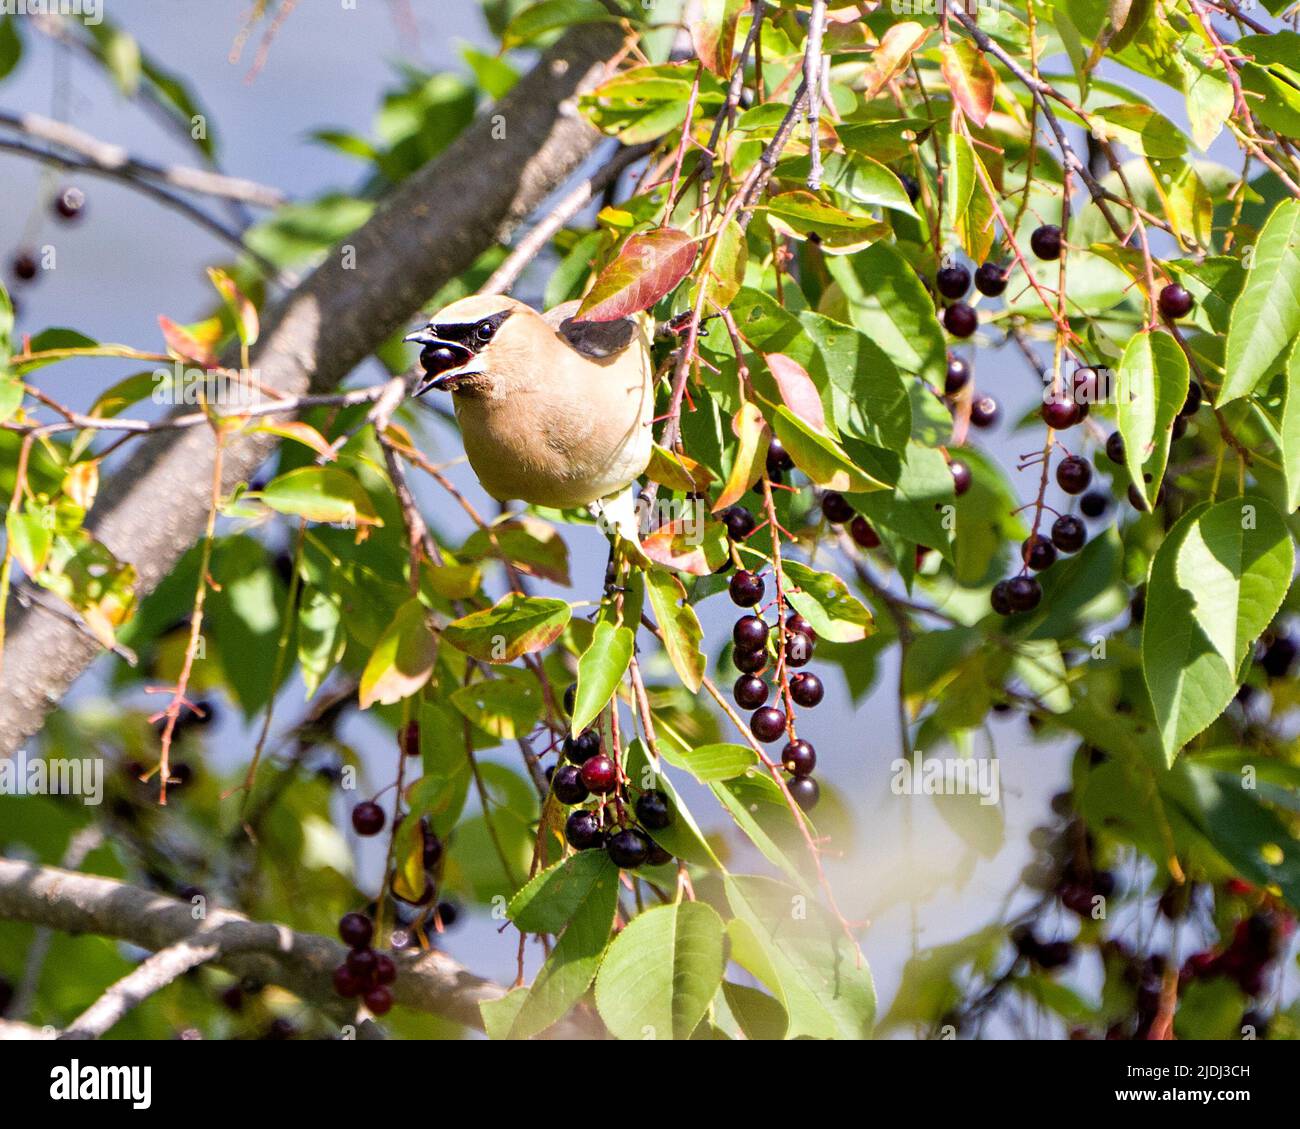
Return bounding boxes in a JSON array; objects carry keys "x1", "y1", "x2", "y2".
[{"x1": 476, "y1": 320, "x2": 496, "y2": 343}]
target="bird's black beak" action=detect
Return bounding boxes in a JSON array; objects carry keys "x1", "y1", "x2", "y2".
[{"x1": 405, "y1": 327, "x2": 474, "y2": 394}]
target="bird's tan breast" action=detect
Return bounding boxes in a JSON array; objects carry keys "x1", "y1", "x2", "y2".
[{"x1": 454, "y1": 338, "x2": 653, "y2": 509}]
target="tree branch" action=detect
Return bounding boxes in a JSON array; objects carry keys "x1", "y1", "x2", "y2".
[
  {"x1": 0, "y1": 858, "x2": 596, "y2": 1037},
  {"x1": 0, "y1": 24, "x2": 625, "y2": 756}
]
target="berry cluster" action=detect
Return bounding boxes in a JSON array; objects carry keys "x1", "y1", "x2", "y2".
[
  {"x1": 724, "y1": 549, "x2": 823, "y2": 812},
  {"x1": 331, "y1": 911, "x2": 396, "y2": 1016},
  {"x1": 1183, "y1": 906, "x2": 1293, "y2": 999},
  {"x1": 553, "y1": 685, "x2": 676, "y2": 869}
]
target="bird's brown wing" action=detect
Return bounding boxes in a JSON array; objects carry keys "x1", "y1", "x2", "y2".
[{"x1": 542, "y1": 300, "x2": 638, "y2": 360}]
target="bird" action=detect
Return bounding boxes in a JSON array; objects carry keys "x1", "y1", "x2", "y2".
[{"x1": 403, "y1": 295, "x2": 655, "y2": 536}]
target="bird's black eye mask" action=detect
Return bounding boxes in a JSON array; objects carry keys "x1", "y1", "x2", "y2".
[{"x1": 428, "y1": 310, "x2": 514, "y2": 354}]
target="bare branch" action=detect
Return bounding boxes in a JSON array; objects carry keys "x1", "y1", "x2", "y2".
[
  {"x1": 0, "y1": 858, "x2": 599, "y2": 1037},
  {"x1": 0, "y1": 110, "x2": 288, "y2": 208}
]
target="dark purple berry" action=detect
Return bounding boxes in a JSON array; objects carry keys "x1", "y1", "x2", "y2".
[
  {"x1": 850, "y1": 516, "x2": 880, "y2": 548},
  {"x1": 785, "y1": 631, "x2": 813, "y2": 667},
  {"x1": 11, "y1": 251, "x2": 37, "y2": 282},
  {"x1": 820, "y1": 491, "x2": 855, "y2": 524},
  {"x1": 1041, "y1": 396, "x2": 1081, "y2": 430},
  {"x1": 564, "y1": 729, "x2": 601, "y2": 764},
  {"x1": 788, "y1": 776, "x2": 820, "y2": 811},
  {"x1": 733, "y1": 646, "x2": 767, "y2": 674},
  {"x1": 1171, "y1": 415, "x2": 1188, "y2": 441},
  {"x1": 565, "y1": 810, "x2": 604, "y2": 850},
  {"x1": 373, "y1": 953, "x2": 396, "y2": 986},
  {"x1": 54, "y1": 186, "x2": 86, "y2": 221},
  {"x1": 943, "y1": 302, "x2": 977, "y2": 338},
  {"x1": 1158, "y1": 282, "x2": 1193, "y2": 319},
  {"x1": 635, "y1": 789, "x2": 672, "y2": 831},
  {"x1": 750, "y1": 707, "x2": 787, "y2": 743},
  {"x1": 1007, "y1": 576, "x2": 1042, "y2": 612},
  {"x1": 400, "y1": 720, "x2": 420, "y2": 758},
  {"x1": 1030, "y1": 224, "x2": 1062, "y2": 261},
  {"x1": 552, "y1": 763, "x2": 589, "y2": 805},
  {"x1": 990, "y1": 580, "x2": 1013, "y2": 616},
  {"x1": 729, "y1": 569, "x2": 764, "y2": 607},
  {"x1": 364, "y1": 986, "x2": 393, "y2": 1016},
  {"x1": 722, "y1": 505, "x2": 757, "y2": 540},
  {"x1": 607, "y1": 828, "x2": 651, "y2": 869},
  {"x1": 1056, "y1": 456, "x2": 1092, "y2": 495},
  {"x1": 1181, "y1": 382, "x2": 1203, "y2": 417},
  {"x1": 339, "y1": 912, "x2": 373, "y2": 950},
  {"x1": 974, "y1": 261, "x2": 1008, "y2": 296},
  {"x1": 785, "y1": 613, "x2": 816, "y2": 642},
  {"x1": 1105, "y1": 431, "x2": 1126, "y2": 465},
  {"x1": 733, "y1": 615, "x2": 769, "y2": 650},
  {"x1": 782, "y1": 739, "x2": 817, "y2": 776},
  {"x1": 1260, "y1": 635, "x2": 1297, "y2": 679},
  {"x1": 950, "y1": 459, "x2": 972, "y2": 496},
  {"x1": 936, "y1": 264, "x2": 971, "y2": 299},
  {"x1": 766, "y1": 435, "x2": 794, "y2": 474},
  {"x1": 970, "y1": 394, "x2": 999, "y2": 428},
  {"x1": 1023, "y1": 535, "x2": 1057, "y2": 571},
  {"x1": 945, "y1": 355, "x2": 971, "y2": 395},
  {"x1": 563, "y1": 682, "x2": 577, "y2": 715},
  {"x1": 734, "y1": 674, "x2": 769, "y2": 710},
  {"x1": 352, "y1": 802, "x2": 385, "y2": 836},
  {"x1": 333, "y1": 965, "x2": 362, "y2": 998},
  {"x1": 580, "y1": 754, "x2": 617, "y2": 794},
  {"x1": 1080, "y1": 491, "x2": 1108, "y2": 518},
  {"x1": 789, "y1": 672, "x2": 824, "y2": 708},
  {"x1": 1051, "y1": 515, "x2": 1086, "y2": 553}
]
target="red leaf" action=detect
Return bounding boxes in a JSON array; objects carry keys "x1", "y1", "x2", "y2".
[
  {"x1": 577, "y1": 228, "x2": 698, "y2": 322},
  {"x1": 158, "y1": 316, "x2": 217, "y2": 367},
  {"x1": 691, "y1": 0, "x2": 745, "y2": 77},
  {"x1": 941, "y1": 41, "x2": 996, "y2": 129},
  {"x1": 765, "y1": 354, "x2": 826, "y2": 433}
]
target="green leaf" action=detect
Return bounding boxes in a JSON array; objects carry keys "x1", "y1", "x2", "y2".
[
  {"x1": 1117, "y1": 329, "x2": 1189, "y2": 511},
  {"x1": 594, "y1": 902, "x2": 726, "y2": 1040},
  {"x1": 775, "y1": 152, "x2": 917, "y2": 217},
  {"x1": 1091, "y1": 103, "x2": 1187, "y2": 158},
  {"x1": 1143, "y1": 498, "x2": 1294, "y2": 762},
  {"x1": 502, "y1": 0, "x2": 619, "y2": 50},
  {"x1": 441, "y1": 593, "x2": 571, "y2": 663},
  {"x1": 571, "y1": 617, "x2": 635, "y2": 735},
  {"x1": 669, "y1": 742, "x2": 756, "y2": 782},
  {"x1": 1280, "y1": 339, "x2": 1300, "y2": 513},
  {"x1": 509, "y1": 850, "x2": 617, "y2": 935},
  {"x1": 763, "y1": 191, "x2": 888, "y2": 254},
  {"x1": 779, "y1": 560, "x2": 874, "y2": 643},
  {"x1": 450, "y1": 668, "x2": 543, "y2": 741},
  {"x1": 506, "y1": 851, "x2": 619, "y2": 1038},
  {"x1": 0, "y1": 16, "x2": 22, "y2": 82},
  {"x1": 823, "y1": 241, "x2": 946, "y2": 385},
  {"x1": 644, "y1": 570, "x2": 705, "y2": 692},
  {"x1": 770, "y1": 405, "x2": 887, "y2": 494},
  {"x1": 259, "y1": 466, "x2": 382, "y2": 529},
  {"x1": 6, "y1": 507, "x2": 51, "y2": 576},
  {"x1": 694, "y1": 218, "x2": 748, "y2": 311},
  {"x1": 297, "y1": 584, "x2": 345, "y2": 699},
  {"x1": 359, "y1": 599, "x2": 437, "y2": 708},
  {"x1": 724, "y1": 874, "x2": 875, "y2": 1039},
  {"x1": 1222, "y1": 198, "x2": 1300, "y2": 404},
  {"x1": 711, "y1": 773, "x2": 811, "y2": 887}
]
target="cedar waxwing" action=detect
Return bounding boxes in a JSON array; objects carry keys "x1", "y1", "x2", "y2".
[{"x1": 404, "y1": 296, "x2": 655, "y2": 518}]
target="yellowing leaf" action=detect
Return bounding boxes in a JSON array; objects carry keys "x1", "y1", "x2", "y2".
[
  {"x1": 941, "y1": 40, "x2": 995, "y2": 128},
  {"x1": 359, "y1": 599, "x2": 437, "y2": 708}
]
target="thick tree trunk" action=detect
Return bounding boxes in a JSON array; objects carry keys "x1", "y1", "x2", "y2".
[{"x1": 0, "y1": 24, "x2": 623, "y2": 754}]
